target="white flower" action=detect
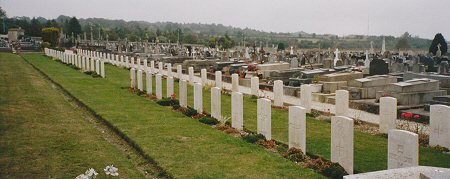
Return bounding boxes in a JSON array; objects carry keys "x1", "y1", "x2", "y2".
[
  {"x1": 85, "y1": 168, "x2": 98, "y2": 178},
  {"x1": 104, "y1": 165, "x2": 119, "y2": 176}
]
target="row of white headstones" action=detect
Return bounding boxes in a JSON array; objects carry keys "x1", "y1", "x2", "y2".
[
  {"x1": 45, "y1": 48, "x2": 449, "y2": 175},
  {"x1": 44, "y1": 48, "x2": 107, "y2": 78}
]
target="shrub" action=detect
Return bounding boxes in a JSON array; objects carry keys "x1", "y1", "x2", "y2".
[
  {"x1": 136, "y1": 91, "x2": 146, "y2": 96},
  {"x1": 199, "y1": 117, "x2": 219, "y2": 125},
  {"x1": 431, "y1": 145, "x2": 450, "y2": 153},
  {"x1": 321, "y1": 162, "x2": 348, "y2": 179},
  {"x1": 156, "y1": 98, "x2": 179, "y2": 107},
  {"x1": 172, "y1": 103, "x2": 180, "y2": 110},
  {"x1": 157, "y1": 98, "x2": 173, "y2": 106},
  {"x1": 183, "y1": 107, "x2": 198, "y2": 117},
  {"x1": 285, "y1": 148, "x2": 307, "y2": 162},
  {"x1": 242, "y1": 133, "x2": 265, "y2": 143}
]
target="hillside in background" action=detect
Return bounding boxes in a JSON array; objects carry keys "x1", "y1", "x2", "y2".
[{"x1": 4, "y1": 14, "x2": 435, "y2": 50}]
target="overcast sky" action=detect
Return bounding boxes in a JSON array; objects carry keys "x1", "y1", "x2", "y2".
[{"x1": 2, "y1": 0, "x2": 449, "y2": 39}]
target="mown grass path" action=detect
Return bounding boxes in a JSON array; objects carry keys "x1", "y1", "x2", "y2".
[
  {"x1": 0, "y1": 53, "x2": 146, "y2": 178},
  {"x1": 23, "y1": 53, "x2": 323, "y2": 178}
]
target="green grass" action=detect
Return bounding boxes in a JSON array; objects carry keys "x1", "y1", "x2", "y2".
[
  {"x1": 0, "y1": 53, "x2": 145, "y2": 178},
  {"x1": 147, "y1": 57, "x2": 449, "y2": 173},
  {"x1": 22, "y1": 53, "x2": 323, "y2": 178}
]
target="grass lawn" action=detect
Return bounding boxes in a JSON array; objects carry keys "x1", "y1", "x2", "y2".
[
  {"x1": 0, "y1": 53, "x2": 146, "y2": 178},
  {"x1": 22, "y1": 53, "x2": 323, "y2": 178},
  {"x1": 139, "y1": 56, "x2": 449, "y2": 173}
]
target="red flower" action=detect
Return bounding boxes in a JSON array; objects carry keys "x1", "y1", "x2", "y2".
[
  {"x1": 171, "y1": 93, "x2": 176, "y2": 100},
  {"x1": 413, "y1": 114, "x2": 420, "y2": 119},
  {"x1": 405, "y1": 112, "x2": 413, "y2": 120},
  {"x1": 401, "y1": 113, "x2": 406, "y2": 117}
]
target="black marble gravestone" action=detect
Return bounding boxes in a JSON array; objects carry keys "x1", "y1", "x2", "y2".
[{"x1": 369, "y1": 58, "x2": 389, "y2": 75}]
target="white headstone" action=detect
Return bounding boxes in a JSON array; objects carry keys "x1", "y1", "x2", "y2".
[
  {"x1": 137, "y1": 69, "x2": 143, "y2": 91},
  {"x1": 201, "y1": 69, "x2": 207, "y2": 86},
  {"x1": 335, "y1": 90, "x2": 349, "y2": 116},
  {"x1": 90, "y1": 58, "x2": 95, "y2": 71},
  {"x1": 331, "y1": 116, "x2": 354, "y2": 174},
  {"x1": 194, "y1": 82, "x2": 203, "y2": 113},
  {"x1": 143, "y1": 59, "x2": 148, "y2": 71},
  {"x1": 156, "y1": 74, "x2": 162, "y2": 99},
  {"x1": 364, "y1": 50, "x2": 370, "y2": 68},
  {"x1": 167, "y1": 63, "x2": 172, "y2": 77},
  {"x1": 116, "y1": 55, "x2": 123, "y2": 67},
  {"x1": 429, "y1": 105, "x2": 450, "y2": 148},
  {"x1": 251, "y1": 77, "x2": 259, "y2": 96},
  {"x1": 379, "y1": 97, "x2": 397, "y2": 134},
  {"x1": 95, "y1": 59, "x2": 100, "y2": 75},
  {"x1": 257, "y1": 98, "x2": 272, "y2": 140},
  {"x1": 167, "y1": 76, "x2": 174, "y2": 98},
  {"x1": 289, "y1": 106, "x2": 306, "y2": 154},
  {"x1": 100, "y1": 61, "x2": 105, "y2": 78},
  {"x1": 81, "y1": 56, "x2": 86, "y2": 70},
  {"x1": 300, "y1": 84, "x2": 312, "y2": 112},
  {"x1": 146, "y1": 72, "x2": 152, "y2": 95},
  {"x1": 158, "y1": 62, "x2": 163, "y2": 74},
  {"x1": 150, "y1": 61, "x2": 155, "y2": 73},
  {"x1": 290, "y1": 58, "x2": 299, "y2": 68},
  {"x1": 333, "y1": 48, "x2": 340, "y2": 66},
  {"x1": 211, "y1": 87, "x2": 221, "y2": 120},
  {"x1": 232, "y1": 92, "x2": 243, "y2": 130},
  {"x1": 388, "y1": 129, "x2": 419, "y2": 169},
  {"x1": 215, "y1": 71, "x2": 222, "y2": 88},
  {"x1": 125, "y1": 56, "x2": 129, "y2": 68},
  {"x1": 273, "y1": 80, "x2": 284, "y2": 106},
  {"x1": 188, "y1": 67, "x2": 194, "y2": 85},
  {"x1": 180, "y1": 80, "x2": 188, "y2": 108},
  {"x1": 177, "y1": 65, "x2": 183, "y2": 80},
  {"x1": 231, "y1": 73, "x2": 239, "y2": 92},
  {"x1": 130, "y1": 68, "x2": 136, "y2": 89}
]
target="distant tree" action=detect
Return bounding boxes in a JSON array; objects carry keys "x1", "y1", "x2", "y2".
[
  {"x1": 277, "y1": 42, "x2": 285, "y2": 51},
  {"x1": 208, "y1": 36, "x2": 217, "y2": 48},
  {"x1": 395, "y1": 32, "x2": 411, "y2": 50},
  {"x1": 13, "y1": 18, "x2": 30, "y2": 35},
  {"x1": 208, "y1": 34, "x2": 235, "y2": 49},
  {"x1": 429, "y1": 33, "x2": 447, "y2": 55},
  {"x1": 0, "y1": 7, "x2": 5, "y2": 18},
  {"x1": 44, "y1": 19, "x2": 59, "y2": 28},
  {"x1": 156, "y1": 28, "x2": 162, "y2": 36},
  {"x1": 41, "y1": 27, "x2": 59, "y2": 46},
  {"x1": 183, "y1": 33, "x2": 198, "y2": 44},
  {"x1": 29, "y1": 18, "x2": 42, "y2": 36},
  {"x1": 68, "y1": 17, "x2": 82, "y2": 35}
]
